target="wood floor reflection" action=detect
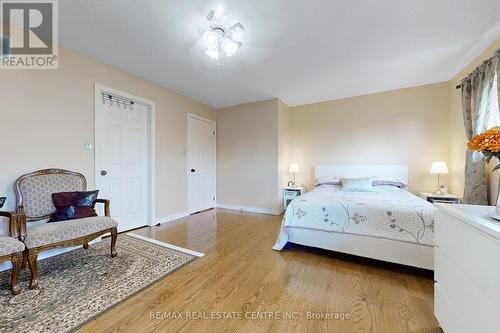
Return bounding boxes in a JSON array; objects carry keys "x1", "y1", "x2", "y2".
[{"x1": 78, "y1": 208, "x2": 440, "y2": 333}]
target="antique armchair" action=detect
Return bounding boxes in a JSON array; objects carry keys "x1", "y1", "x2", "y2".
[
  {"x1": 0, "y1": 210, "x2": 24, "y2": 294},
  {"x1": 15, "y1": 169, "x2": 118, "y2": 289}
]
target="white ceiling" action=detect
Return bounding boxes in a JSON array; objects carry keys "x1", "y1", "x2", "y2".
[{"x1": 59, "y1": 0, "x2": 500, "y2": 109}]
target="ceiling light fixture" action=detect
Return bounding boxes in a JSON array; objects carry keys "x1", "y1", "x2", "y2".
[{"x1": 199, "y1": 7, "x2": 245, "y2": 64}]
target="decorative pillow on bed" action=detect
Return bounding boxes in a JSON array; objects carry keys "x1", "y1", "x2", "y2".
[
  {"x1": 372, "y1": 179, "x2": 409, "y2": 189},
  {"x1": 341, "y1": 177, "x2": 374, "y2": 192},
  {"x1": 315, "y1": 175, "x2": 342, "y2": 186}
]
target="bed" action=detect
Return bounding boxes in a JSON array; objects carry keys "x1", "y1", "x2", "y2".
[{"x1": 272, "y1": 165, "x2": 436, "y2": 269}]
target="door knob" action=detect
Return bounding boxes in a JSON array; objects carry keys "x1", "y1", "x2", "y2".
[
  {"x1": 101, "y1": 170, "x2": 107, "y2": 176},
  {"x1": 190, "y1": 169, "x2": 195, "y2": 173}
]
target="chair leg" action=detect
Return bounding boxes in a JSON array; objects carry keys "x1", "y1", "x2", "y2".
[
  {"x1": 10, "y1": 253, "x2": 23, "y2": 295},
  {"x1": 83, "y1": 242, "x2": 89, "y2": 250},
  {"x1": 110, "y1": 227, "x2": 117, "y2": 258},
  {"x1": 27, "y1": 249, "x2": 39, "y2": 289},
  {"x1": 21, "y1": 251, "x2": 28, "y2": 269}
]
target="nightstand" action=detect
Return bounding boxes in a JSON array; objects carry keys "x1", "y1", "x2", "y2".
[
  {"x1": 283, "y1": 186, "x2": 305, "y2": 208},
  {"x1": 418, "y1": 192, "x2": 461, "y2": 204}
]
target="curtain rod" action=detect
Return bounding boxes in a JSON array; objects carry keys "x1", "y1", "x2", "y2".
[{"x1": 456, "y1": 49, "x2": 500, "y2": 89}]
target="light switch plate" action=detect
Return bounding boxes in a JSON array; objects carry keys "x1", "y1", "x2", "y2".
[{"x1": 85, "y1": 141, "x2": 93, "y2": 151}]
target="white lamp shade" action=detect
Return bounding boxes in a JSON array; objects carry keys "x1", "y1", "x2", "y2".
[
  {"x1": 289, "y1": 163, "x2": 300, "y2": 173},
  {"x1": 430, "y1": 161, "x2": 449, "y2": 175}
]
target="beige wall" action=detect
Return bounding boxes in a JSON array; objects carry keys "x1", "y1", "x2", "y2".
[
  {"x1": 448, "y1": 37, "x2": 500, "y2": 203},
  {"x1": 217, "y1": 99, "x2": 284, "y2": 212},
  {"x1": 0, "y1": 46, "x2": 215, "y2": 226},
  {"x1": 288, "y1": 83, "x2": 450, "y2": 193},
  {"x1": 217, "y1": 83, "x2": 454, "y2": 210},
  {"x1": 277, "y1": 100, "x2": 291, "y2": 197}
]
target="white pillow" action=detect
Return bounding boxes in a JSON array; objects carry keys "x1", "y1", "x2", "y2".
[
  {"x1": 315, "y1": 175, "x2": 342, "y2": 186},
  {"x1": 341, "y1": 177, "x2": 374, "y2": 192}
]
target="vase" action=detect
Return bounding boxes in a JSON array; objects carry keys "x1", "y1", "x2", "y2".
[{"x1": 497, "y1": 182, "x2": 500, "y2": 213}]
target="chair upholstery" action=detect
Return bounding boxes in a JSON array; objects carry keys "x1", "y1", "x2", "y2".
[
  {"x1": 0, "y1": 236, "x2": 25, "y2": 256},
  {"x1": 17, "y1": 172, "x2": 86, "y2": 218},
  {"x1": 24, "y1": 216, "x2": 118, "y2": 249}
]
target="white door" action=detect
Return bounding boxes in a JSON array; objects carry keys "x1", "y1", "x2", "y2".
[
  {"x1": 187, "y1": 115, "x2": 216, "y2": 214},
  {"x1": 96, "y1": 98, "x2": 149, "y2": 232}
]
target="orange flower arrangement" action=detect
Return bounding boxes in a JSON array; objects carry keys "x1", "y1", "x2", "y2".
[{"x1": 467, "y1": 126, "x2": 500, "y2": 170}]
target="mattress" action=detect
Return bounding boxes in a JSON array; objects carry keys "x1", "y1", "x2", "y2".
[{"x1": 273, "y1": 185, "x2": 436, "y2": 250}]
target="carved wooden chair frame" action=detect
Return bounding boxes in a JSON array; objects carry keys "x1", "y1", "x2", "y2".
[
  {"x1": 0, "y1": 211, "x2": 23, "y2": 294},
  {"x1": 15, "y1": 168, "x2": 117, "y2": 289}
]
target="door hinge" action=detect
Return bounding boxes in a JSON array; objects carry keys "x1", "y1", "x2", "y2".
[
  {"x1": 213, "y1": 130, "x2": 216, "y2": 135},
  {"x1": 212, "y1": 196, "x2": 216, "y2": 201}
]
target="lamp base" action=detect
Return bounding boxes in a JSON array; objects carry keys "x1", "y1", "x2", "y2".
[{"x1": 434, "y1": 188, "x2": 449, "y2": 195}]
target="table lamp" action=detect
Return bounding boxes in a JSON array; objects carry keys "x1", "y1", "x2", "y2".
[
  {"x1": 289, "y1": 163, "x2": 299, "y2": 188},
  {"x1": 430, "y1": 161, "x2": 449, "y2": 194}
]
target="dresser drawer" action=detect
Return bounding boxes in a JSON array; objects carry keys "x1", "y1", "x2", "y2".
[
  {"x1": 434, "y1": 283, "x2": 468, "y2": 333},
  {"x1": 434, "y1": 210, "x2": 500, "y2": 301},
  {"x1": 435, "y1": 249, "x2": 500, "y2": 332}
]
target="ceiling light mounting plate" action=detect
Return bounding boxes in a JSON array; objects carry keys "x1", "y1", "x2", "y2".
[{"x1": 212, "y1": 26, "x2": 225, "y2": 36}]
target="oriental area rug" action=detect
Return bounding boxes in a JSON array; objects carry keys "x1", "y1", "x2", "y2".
[{"x1": 0, "y1": 234, "x2": 201, "y2": 333}]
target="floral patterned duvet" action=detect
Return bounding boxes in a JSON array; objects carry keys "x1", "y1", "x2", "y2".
[{"x1": 273, "y1": 185, "x2": 436, "y2": 250}]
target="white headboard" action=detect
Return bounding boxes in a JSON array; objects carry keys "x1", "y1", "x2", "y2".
[{"x1": 314, "y1": 165, "x2": 408, "y2": 183}]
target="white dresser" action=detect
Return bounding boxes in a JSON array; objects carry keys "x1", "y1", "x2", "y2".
[{"x1": 434, "y1": 204, "x2": 500, "y2": 333}]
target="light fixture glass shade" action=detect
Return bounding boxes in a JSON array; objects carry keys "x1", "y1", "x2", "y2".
[
  {"x1": 221, "y1": 38, "x2": 239, "y2": 57},
  {"x1": 213, "y1": 5, "x2": 225, "y2": 19},
  {"x1": 430, "y1": 161, "x2": 449, "y2": 175},
  {"x1": 205, "y1": 47, "x2": 219, "y2": 60},
  {"x1": 289, "y1": 163, "x2": 300, "y2": 173},
  {"x1": 231, "y1": 30, "x2": 244, "y2": 42},
  {"x1": 205, "y1": 31, "x2": 219, "y2": 47},
  {"x1": 230, "y1": 23, "x2": 245, "y2": 42}
]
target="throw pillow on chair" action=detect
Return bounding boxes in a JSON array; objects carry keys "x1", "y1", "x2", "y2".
[{"x1": 49, "y1": 190, "x2": 99, "y2": 222}]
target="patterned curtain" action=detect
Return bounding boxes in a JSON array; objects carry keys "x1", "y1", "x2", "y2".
[{"x1": 461, "y1": 51, "x2": 500, "y2": 205}]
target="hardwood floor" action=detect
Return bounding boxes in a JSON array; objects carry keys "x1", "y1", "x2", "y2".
[{"x1": 78, "y1": 209, "x2": 440, "y2": 333}]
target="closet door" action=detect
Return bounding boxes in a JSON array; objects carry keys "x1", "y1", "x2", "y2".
[{"x1": 96, "y1": 98, "x2": 148, "y2": 231}]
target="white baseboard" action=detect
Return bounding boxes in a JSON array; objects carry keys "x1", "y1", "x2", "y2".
[
  {"x1": 152, "y1": 204, "x2": 283, "y2": 225},
  {"x1": 154, "y1": 211, "x2": 189, "y2": 225},
  {"x1": 216, "y1": 203, "x2": 283, "y2": 215}
]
